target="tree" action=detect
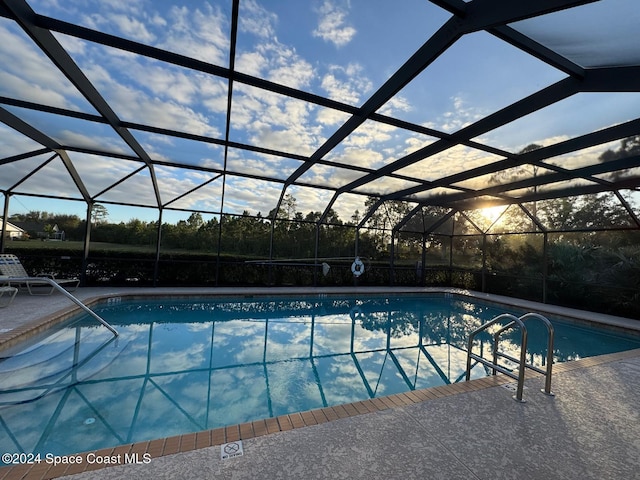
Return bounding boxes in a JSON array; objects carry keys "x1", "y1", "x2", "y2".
[
  {"x1": 350, "y1": 210, "x2": 360, "y2": 225},
  {"x1": 43, "y1": 223, "x2": 56, "y2": 239},
  {"x1": 488, "y1": 144, "x2": 542, "y2": 185},
  {"x1": 268, "y1": 193, "x2": 298, "y2": 221},
  {"x1": 598, "y1": 135, "x2": 640, "y2": 180},
  {"x1": 186, "y1": 212, "x2": 204, "y2": 230},
  {"x1": 91, "y1": 204, "x2": 109, "y2": 225},
  {"x1": 361, "y1": 197, "x2": 415, "y2": 257}
]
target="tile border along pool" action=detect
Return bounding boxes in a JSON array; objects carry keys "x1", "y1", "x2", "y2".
[{"x1": 2, "y1": 287, "x2": 640, "y2": 479}]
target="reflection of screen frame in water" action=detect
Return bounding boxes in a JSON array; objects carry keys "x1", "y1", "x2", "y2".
[{"x1": 1, "y1": 292, "x2": 639, "y2": 462}]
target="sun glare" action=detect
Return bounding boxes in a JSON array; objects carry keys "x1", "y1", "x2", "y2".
[{"x1": 479, "y1": 205, "x2": 506, "y2": 226}]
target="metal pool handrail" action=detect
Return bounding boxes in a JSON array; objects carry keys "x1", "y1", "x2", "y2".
[
  {"x1": 8, "y1": 277, "x2": 118, "y2": 337},
  {"x1": 491, "y1": 312, "x2": 555, "y2": 397},
  {"x1": 465, "y1": 312, "x2": 554, "y2": 402}
]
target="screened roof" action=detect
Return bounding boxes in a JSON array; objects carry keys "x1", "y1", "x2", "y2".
[{"x1": 1, "y1": 0, "x2": 639, "y2": 226}]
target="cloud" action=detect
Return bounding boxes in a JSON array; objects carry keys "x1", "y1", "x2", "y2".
[
  {"x1": 297, "y1": 162, "x2": 364, "y2": 188},
  {"x1": 235, "y1": 51, "x2": 267, "y2": 77},
  {"x1": 316, "y1": 108, "x2": 351, "y2": 127},
  {"x1": 97, "y1": 169, "x2": 158, "y2": 206},
  {"x1": 250, "y1": 123, "x2": 318, "y2": 156},
  {"x1": 104, "y1": 13, "x2": 157, "y2": 43},
  {"x1": 238, "y1": 41, "x2": 314, "y2": 91},
  {"x1": 75, "y1": 49, "x2": 225, "y2": 137},
  {"x1": 226, "y1": 151, "x2": 301, "y2": 179},
  {"x1": 328, "y1": 146, "x2": 385, "y2": 170},
  {"x1": 13, "y1": 157, "x2": 83, "y2": 199},
  {"x1": 268, "y1": 55, "x2": 314, "y2": 91},
  {"x1": 222, "y1": 177, "x2": 283, "y2": 215},
  {"x1": 239, "y1": 0, "x2": 278, "y2": 39},
  {"x1": 402, "y1": 135, "x2": 436, "y2": 156},
  {"x1": 287, "y1": 185, "x2": 334, "y2": 216},
  {"x1": 78, "y1": 2, "x2": 229, "y2": 65},
  {"x1": 378, "y1": 96, "x2": 412, "y2": 117},
  {"x1": 396, "y1": 144, "x2": 497, "y2": 183},
  {"x1": 67, "y1": 152, "x2": 147, "y2": 196},
  {"x1": 154, "y1": 166, "x2": 221, "y2": 204},
  {"x1": 136, "y1": 66, "x2": 200, "y2": 105},
  {"x1": 432, "y1": 95, "x2": 486, "y2": 132},
  {"x1": 354, "y1": 176, "x2": 421, "y2": 196},
  {"x1": 158, "y1": 4, "x2": 229, "y2": 65},
  {"x1": 0, "y1": 25, "x2": 88, "y2": 111},
  {"x1": 313, "y1": 1, "x2": 356, "y2": 48},
  {"x1": 89, "y1": 0, "x2": 147, "y2": 15},
  {"x1": 231, "y1": 85, "x2": 323, "y2": 155},
  {"x1": 329, "y1": 192, "x2": 368, "y2": 222},
  {"x1": 344, "y1": 121, "x2": 395, "y2": 149},
  {"x1": 320, "y1": 63, "x2": 372, "y2": 104},
  {"x1": 55, "y1": 129, "x2": 131, "y2": 153},
  {"x1": 0, "y1": 126, "x2": 43, "y2": 158}
]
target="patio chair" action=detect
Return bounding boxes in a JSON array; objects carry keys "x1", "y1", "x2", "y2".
[
  {"x1": 0, "y1": 254, "x2": 80, "y2": 295},
  {"x1": 0, "y1": 277, "x2": 18, "y2": 307}
]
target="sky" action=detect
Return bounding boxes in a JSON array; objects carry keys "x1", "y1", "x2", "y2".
[{"x1": 1, "y1": 0, "x2": 640, "y2": 224}]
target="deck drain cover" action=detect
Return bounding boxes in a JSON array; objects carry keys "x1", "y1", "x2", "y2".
[
  {"x1": 501, "y1": 383, "x2": 527, "y2": 392},
  {"x1": 221, "y1": 441, "x2": 244, "y2": 460}
]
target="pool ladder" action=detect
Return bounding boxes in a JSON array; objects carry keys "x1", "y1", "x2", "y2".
[
  {"x1": 9, "y1": 276, "x2": 118, "y2": 337},
  {"x1": 465, "y1": 313, "x2": 554, "y2": 402}
]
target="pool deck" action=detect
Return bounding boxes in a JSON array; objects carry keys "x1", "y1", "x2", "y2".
[{"x1": 1, "y1": 286, "x2": 640, "y2": 480}]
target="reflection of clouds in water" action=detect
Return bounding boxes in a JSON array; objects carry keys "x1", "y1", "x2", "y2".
[
  {"x1": 149, "y1": 342, "x2": 209, "y2": 372},
  {"x1": 267, "y1": 360, "x2": 322, "y2": 415},
  {"x1": 211, "y1": 320, "x2": 266, "y2": 365},
  {"x1": 186, "y1": 322, "x2": 214, "y2": 333},
  {"x1": 148, "y1": 372, "x2": 212, "y2": 424},
  {"x1": 313, "y1": 316, "x2": 353, "y2": 354},
  {"x1": 423, "y1": 345, "x2": 471, "y2": 380},
  {"x1": 392, "y1": 348, "x2": 446, "y2": 388},
  {"x1": 131, "y1": 383, "x2": 204, "y2": 438},
  {"x1": 353, "y1": 352, "x2": 393, "y2": 397},
  {"x1": 266, "y1": 321, "x2": 311, "y2": 361},
  {"x1": 316, "y1": 357, "x2": 371, "y2": 405},
  {"x1": 352, "y1": 324, "x2": 388, "y2": 351},
  {"x1": 209, "y1": 367, "x2": 270, "y2": 426}
]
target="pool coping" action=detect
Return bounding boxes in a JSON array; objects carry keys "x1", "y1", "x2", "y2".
[{"x1": 1, "y1": 287, "x2": 640, "y2": 479}]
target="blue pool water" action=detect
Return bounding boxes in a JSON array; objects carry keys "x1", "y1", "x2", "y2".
[{"x1": 1, "y1": 293, "x2": 639, "y2": 462}]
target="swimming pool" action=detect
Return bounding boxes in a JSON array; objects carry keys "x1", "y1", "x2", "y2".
[{"x1": 1, "y1": 292, "x2": 639, "y2": 462}]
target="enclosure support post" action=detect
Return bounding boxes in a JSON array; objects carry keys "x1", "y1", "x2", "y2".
[
  {"x1": 390, "y1": 231, "x2": 396, "y2": 286},
  {"x1": 0, "y1": 193, "x2": 10, "y2": 253},
  {"x1": 481, "y1": 233, "x2": 487, "y2": 292},
  {"x1": 448, "y1": 235, "x2": 453, "y2": 285},
  {"x1": 267, "y1": 217, "x2": 276, "y2": 286},
  {"x1": 153, "y1": 208, "x2": 163, "y2": 287},
  {"x1": 352, "y1": 228, "x2": 360, "y2": 287},
  {"x1": 81, "y1": 201, "x2": 93, "y2": 286},
  {"x1": 542, "y1": 232, "x2": 548, "y2": 303},
  {"x1": 420, "y1": 234, "x2": 427, "y2": 286},
  {"x1": 313, "y1": 222, "x2": 320, "y2": 286}
]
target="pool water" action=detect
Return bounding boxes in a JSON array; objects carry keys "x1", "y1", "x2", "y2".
[{"x1": 1, "y1": 293, "x2": 639, "y2": 461}]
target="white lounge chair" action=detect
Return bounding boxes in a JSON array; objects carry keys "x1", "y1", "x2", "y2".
[
  {"x1": 0, "y1": 254, "x2": 80, "y2": 295},
  {"x1": 0, "y1": 276, "x2": 18, "y2": 307}
]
